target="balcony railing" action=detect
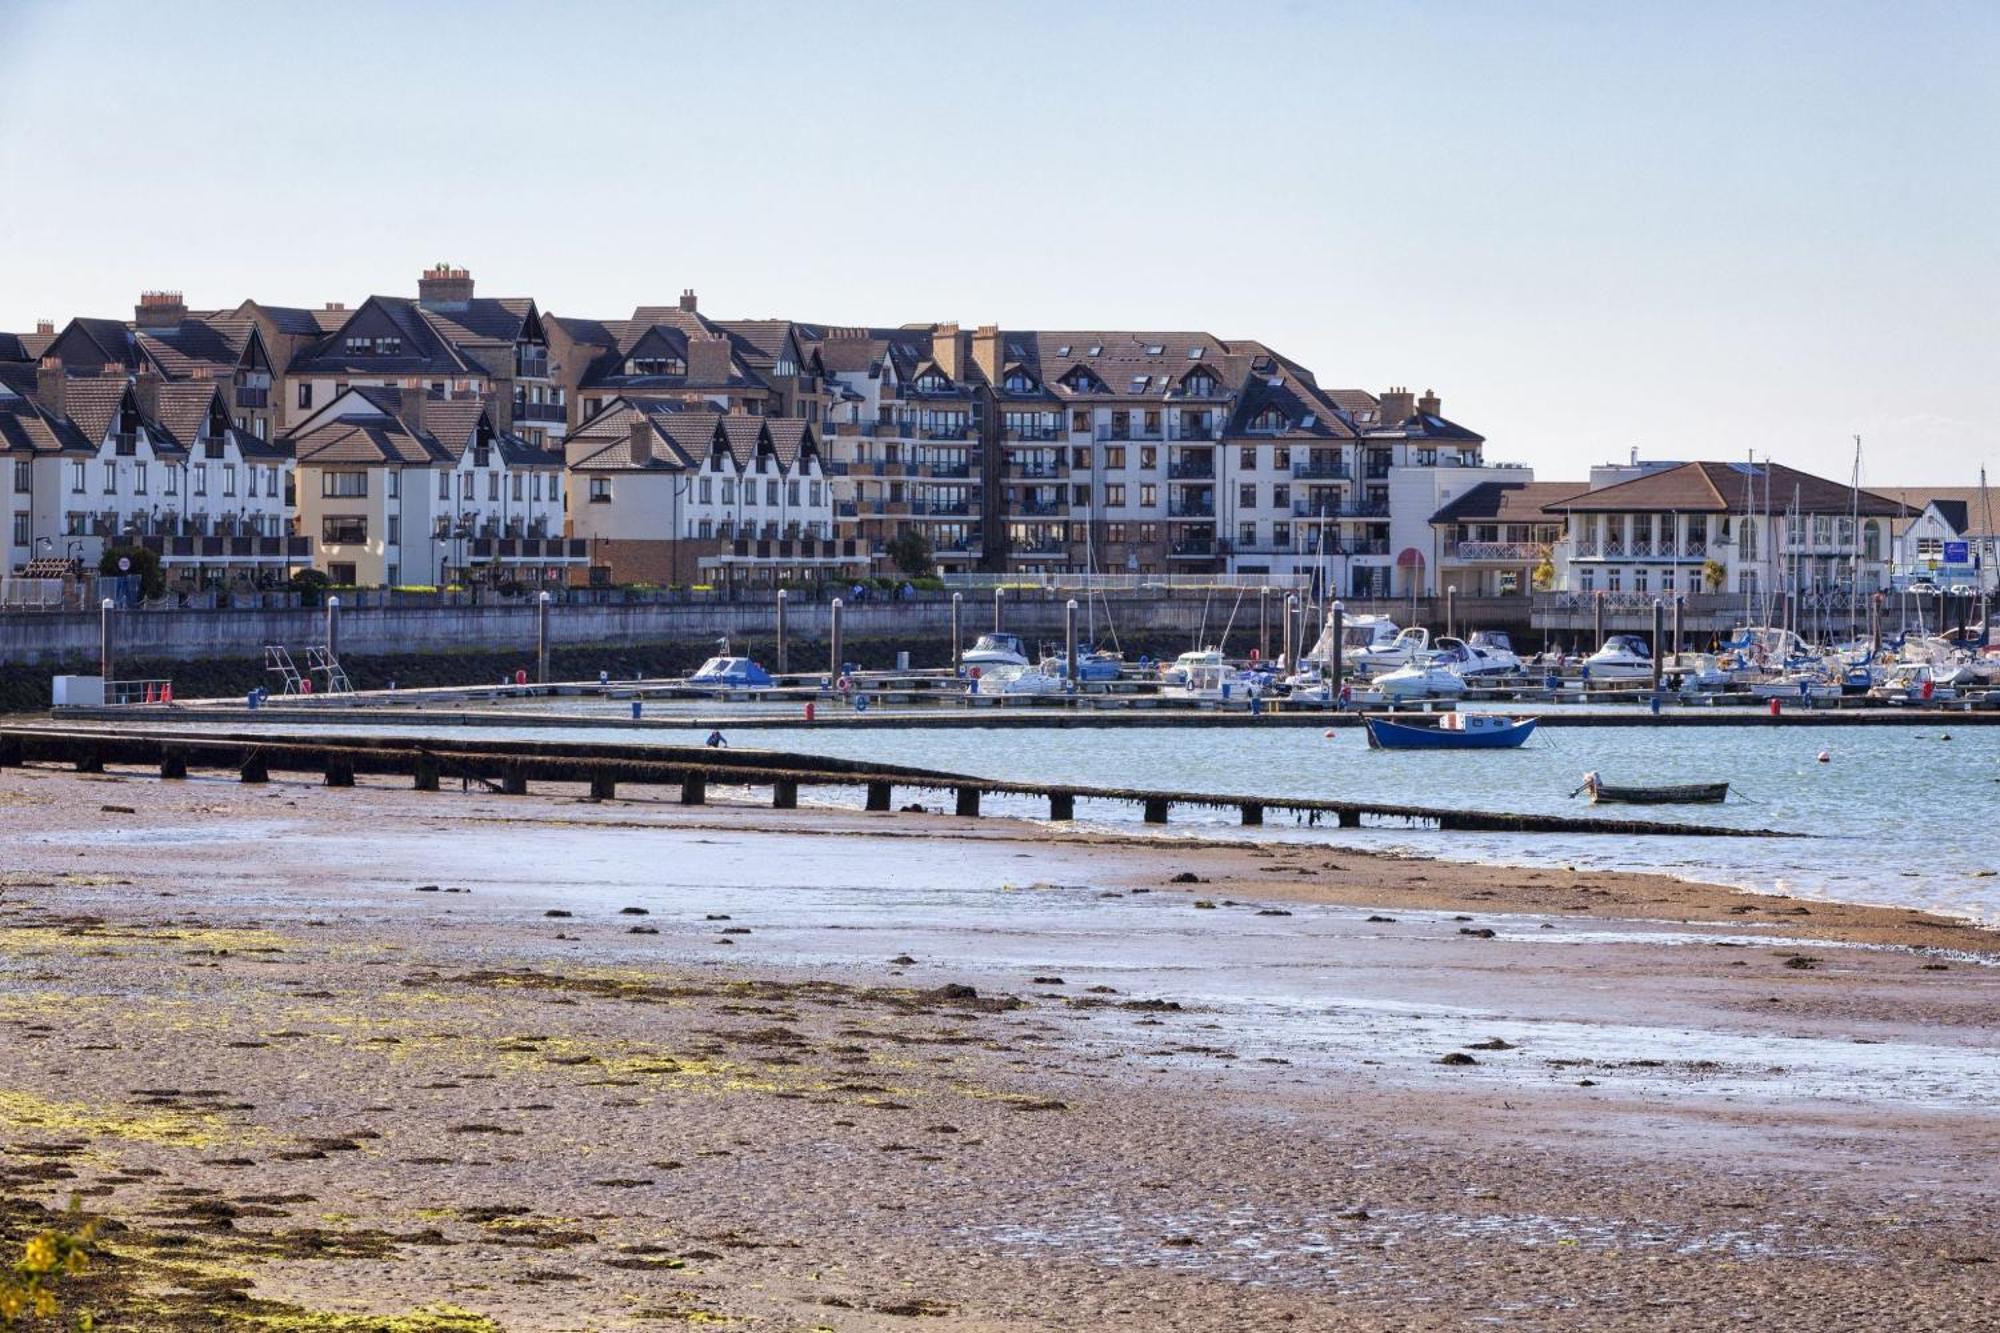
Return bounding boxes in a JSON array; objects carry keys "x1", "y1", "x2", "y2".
[
  {"x1": 1170, "y1": 422, "x2": 1219, "y2": 441},
  {"x1": 1018, "y1": 500, "x2": 1067, "y2": 517},
  {"x1": 513, "y1": 400, "x2": 566, "y2": 423},
  {"x1": 1454, "y1": 541, "x2": 1545, "y2": 562},
  {"x1": 1007, "y1": 463, "x2": 1064, "y2": 479},
  {"x1": 234, "y1": 387, "x2": 269, "y2": 409},
  {"x1": 1167, "y1": 501, "x2": 1215, "y2": 518},
  {"x1": 1094, "y1": 425, "x2": 1164, "y2": 442},
  {"x1": 1167, "y1": 462, "x2": 1215, "y2": 480},
  {"x1": 921, "y1": 424, "x2": 973, "y2": 441},
  {"x1": 515, "y1": 352, "x2": 550, "y2": 379},
  {"x1": 1292, "y1": 499, "x2": 1387, "y2": 519},
  {"x1": 1003, "y1": 425, "x2": 1063, "y2": 442},
  {"x1": 1169, "y1": 540, "x2": 1216, "y2": 558},
  {"x1": 1291, "y1": 460, "x2": 1350, "y2": 479}
]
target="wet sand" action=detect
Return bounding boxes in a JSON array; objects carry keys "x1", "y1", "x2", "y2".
[{"x1": 0, "y1": 764, "x2": 1995, "y2": 1330}]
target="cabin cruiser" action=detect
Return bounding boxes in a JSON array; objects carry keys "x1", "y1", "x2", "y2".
[
  {"x1": 962, "y1": 632, "x2": 1030, "y2": 668},
  {"x1": 1431, "y1": 633, "x2": 1521, "y2": 679},
  {"x1": 1354, "y1": 626, "x2": 1431, "y2": 676},
  {"x1": 1580, "y1": 634, "x2": 1653, "y2": 681},
  {"x1": 1746, "y1": 670, "x2": 1843, "y2": 702},
  {"x1": 689, "y1": 656, "x2": 775, "y2": 689},
  {"x1": 1372, "y1": 659, "x2": 1468, "y2": 700},
  {"x1": 1163, "y1": 655, "x2": 1249, "y2": 701},
  {"x1": 1869, "y1": 661, "x2": 1956, "y2": 703},
  {"x1": 1297, "y1": 614, "x2": 1399, "y2": 671},
  {"x1": 1040, "y1": 649, "x2": 1123, "y2": 683},
  {"x1": 974, "y1": 662, "x2": 1066, "y2": 696},
  {"x1": 1160, "y1": 648, "x2": 1225, "y2": 688}
]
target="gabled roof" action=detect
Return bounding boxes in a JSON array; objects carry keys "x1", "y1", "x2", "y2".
[
  {"x1": 762, "y1": 418, "x2": 818, "y2": 469},
  {"x1": 286, "y1": 386, "x2": 453, "y2": 467},
  {"x1": 44, "y1": 318, "x2": 139, "y2": 373},
  {"x1": 0, "y1": 382, "x2": 89, "y2": 454},
  {"x1": 1430, "y1": 480, "x2": 1592, "y2": 526},
  {"x1": 289, "y1": 296, "x2": 482, "y2": 377},
  {"x1": 553, "y1": 307, "x2": 767, "y2": 393},
  {"x1": 1873, "y1": 487, "x2": 1999, "y2": 538},
  {"x1": 147, "y1": 381, "x2": 228, "y2": 448},
  {"x1": 0, "y1": 333, "x2": 28, "y2": 363},
  {"x1": 418, "y1": 297, "x2": 540, "y2": 348},
  {"x1": 59, "y1": 376, "x2": 139, "y2": 447},
  {"x1": 565, "y1": 399, "x2": 705, "y2": 472},
  {"x1": 1227, "y1": 373, "x2": 1356, "y2": 440},
  {"x1": 1550, "y1": 461, "x2": 1910, "y2": 517},
  {"x1": 130, "y1": 321, "x2": 238, "y2": 379}
]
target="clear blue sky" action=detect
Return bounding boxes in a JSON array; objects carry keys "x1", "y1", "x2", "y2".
[{"x1": 2, "y1": 0, "x2": 1994, "y2": 483}]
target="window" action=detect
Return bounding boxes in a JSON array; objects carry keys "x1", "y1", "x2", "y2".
[
  {"x1": 766, "y1": 479, "x2": 779, "y2": 506},
  {"x1": 1139, "y1": 484, "x2": 1157, "y2": 508},
  {"x1": 787, "y1": 480, "x2": 800, "y2": 506},
  {"x1": 488, "y1": 473, "x2": 500, "y2": 502},
  {"x1": 266, "y1": 467, "x2": 279, "y2": 497},
  {"x1": 698, "y1": 477, "x2": 712, "y2": 504},
  {"x1": 322, "y1": 472, "x2": 368, "y2": 498},
  {"x1": 722, "y1": 480, "x2": 736, "y2": 505},
  {"x1": 297, "y1": 382, "x2": 313, "y2": 410},
  {"x1": 1607, "y1": 568, "x2": 1623, "y2": 592},
  {"x1": 1073, "y1": 446, "x2": 1091, "y2": 469},
  {"x1": 219, "y1": 465, "x2": 235, "y2": 497},
  {"x1": 1239, "y1": 483, "x2": 1256, "y2": 508},
  {"x1": 12, "y1": 461, "x2": 28, "y2": 494},
  {"x1": 164, "y1": 467, "x2": 178, "y2": 497},
  {"x1": 808, "y1": 481, "x2": 822, "y2": 506},
  {"x1": 1862, "y1": 520, "x2": 1881, "y2": 561},
  {"x1": 1738, "y1": 517, "x2": 1757, "y2": 557},
  {"x1": 11, "y1": 514, "x2": 28, "y2": 546},
  {"x1": 589, "y1": 477, "x2": 611, "y2": 504},
  {"x1": 133, "y1": 462, "x2": 147, "y2": 495},
  {"x1": 1580, "y1": 568, "x2": 1595, "y2": 592},
  {"x1": 512, "y1": 474, "x2": 524, "y2": 502},
  {"x1": 1633, "y1": 569, "x2": 1648, "y2": 594},
  {"x1": 1071, "y1": 410, "x2": 1089, "y2": 433},
  {"x1": 1137, "y1": 523, "x2": 1157, "y2": 542},
  {"x1": 387, "y1": 515, "x2": 400, "y2": 546},
  {"x1": 384, "y1": 470, "x2": 398, "y2": 500},
  {"x1": 321, "y1": 515, "x2": 367, "y2": 544},
  {"x1": 1105, "y1": 446, "x2": 1126, "y2": 469},
  {"x1": 1106, "y1": 483, "x2": 1126, "y2": 507},
  {"x1": 1273, "y1": 522, "x2": 1290, "y2": 546},
  {"x1": 1073, "y1": 484, "x2": 1090, "y2": 506},
  {"x1": 532, "y1": 473, "x2": 542, "y2": 502},
  {"x1": 387, "y1": 564, "x2": 400, "y2": 587},
  {"x1": 1239, "y1": 522, "x2": 1257, "y2": 546},
  {"x1": 70, "y1": 461, "x2": 85, "y2": 494},
  {"x1": 102, "y1": 462, "x2": 116, "y2": 494},
  {"x1": 1139, "y1": 446, "x2": 1157, "y2": 469},
  {"x1": 460, "y1": 474, "x2": 473, "y2": 501},
  {"x1": 549, "y1": 474, "x2": 560, "y2": 505},
  {"x1": 1272, "y1": 484, "x2": 1290, "y2": 508}
]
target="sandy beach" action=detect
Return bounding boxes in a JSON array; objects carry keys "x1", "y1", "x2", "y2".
[{"x1": 1, "y1": 763, "x2": 1996, "y2": 1331}]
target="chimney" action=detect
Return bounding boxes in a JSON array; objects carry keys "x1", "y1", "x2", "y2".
[
  {"x1": 324, "y1": 302, "x2": 346, "y2": 312},
  {"x1": 134, "y1": 366, "x2": 164, "y2": 424},
  {"x1": 417, "y1": 263, "x2": 475, "y2": 307},
  {"x1": 397, "y1": 382, "x2": 426, "y2": 437},
  {"x1": 1379, "y1": 386, "x2": 1416, "y2": 424},
  {"x1": 679, "y1": 289, "x2": 698, "y2": 314},
  {"x1": 688, "y1": 332, "x2": 733, "y2": 385},
  {"x1": 628, "y1": 413, "x2": 653, "y2": 467},
  {"x1": 135, "y1": 290, "x2": 187, "y2": 329},
  {"x1": 971, "y1": 324, "x2": 1003, "y2": 386},
  {"x1": 931, "y1": 322, "x2": 962, "y2": 379},
  {"x1": 1416, "y1": 388, "x2": 1440, "y2": 418},
  {"x1": 34, "y1": 356, "x2": 64, "y2": 418},
  {"x1": 34, "y1": 320, "x2": 54, "y2": 337}
]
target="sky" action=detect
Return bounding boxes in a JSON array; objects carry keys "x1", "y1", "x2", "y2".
[{"x1": 1, "y1": 0, "x2": 1995, "y2": 484}]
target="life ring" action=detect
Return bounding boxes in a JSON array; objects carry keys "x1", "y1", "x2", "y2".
[
  {"x1": 1248, "y1": 648, "x2": 1260, "y2": 663},
  {"x1": 837, "y1": 674, "x2": 853, "y2": 693}
]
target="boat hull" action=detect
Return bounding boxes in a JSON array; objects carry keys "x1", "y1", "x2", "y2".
[
  {"x1": 1364, "y1": 715, "x2": 1537, "y2": 750},
  {"x1": 1588, "y1": 782, "x2": 1729, "y2": 805}
]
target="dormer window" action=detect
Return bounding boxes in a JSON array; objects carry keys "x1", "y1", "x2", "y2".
[
  {"x1": 1184, "y1": 372, "x2": 1216, "y2": 396},
  {"x1": 1003, "y1": 370, "x2": 1034, "y2": 393},
  {"x1": 916, "y1": 372, "x2": 948, "y2": 392},
  {"x1": 1251, "y1": 408, "x2": 1287, "y2": 433},
  {"x1": 628, "y1": 356, "x2": 684, "y2": 376}
]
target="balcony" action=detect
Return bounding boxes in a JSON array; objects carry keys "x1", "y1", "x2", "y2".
[
  {"x1": 1167, "y1": 501, "x2": 1215, "y2": 518},
  {"x1": 1006, "y1": 462, "x2": 1065, "y2": 480},
  {"x1": 1012, "y1": 536, "x2": 1070, "y2": 555},
  {"x1": 513, "y1": 400, "x2": 566, "y2": 423},
  {"x1": 921, "y1": 424, "x2": 973, "y2": 441},
  {"x1": 910, "y1": 500, "x2": 973, "y2": 517},
  {"x1": 921, "y1": 461, "x2": 973, "y2": 480},
  {"x1": 1170, "y1": 421, "x2": 1219, "y2": 441},
  {"x1": 235, "y1": 387, "x2": 269, "y2": 409},
  {"x1": 1003, "y1": 425, "x2": 1063, "y2": 442},
  {"x1": 515, "y1": 351, "x2": 550, "y2": 379},
  {"x1": 1017, "y1": 500, "x2": 1067, "y2": 517},
  {"x1": 1169, "y1": 540, "x2": 1216, "y2": 558},
  {"x1": 1291, "y1": 459, "x2": 1350, "y2": 480},
  {"x1": 1094, "y1": 425, "x2": 1164, "y2": 442},
  {"x1": 1167, "y1": 461, "x2": 1215, "y2": 480},
  {"x1": 1453, "y1": 540, "x2": 1545, "y2": 562}
]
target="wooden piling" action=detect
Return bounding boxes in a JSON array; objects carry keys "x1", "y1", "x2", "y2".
[
  {"x1": 1337, "y1": 808, "x2": 1360, "y2": 828},
  {"x1": 589, "y1": 774, "x2": 617, "y2": 801},
  {"x1": 159, "y1": 747, "x2": 187, "y2": 780},
  {"x1": 501, "y1": 766, "x2": 528, "y2": 796},
  {"x1": 1240, "y1": 802, "x2": 1264, "y2": 826},
  {"x1": 773, "y1": 778, "x2": 798, "y2": 809},
  {"x1": 74, "y1": 748, "x2": 104, "y2": 774},
  {"x1": 955, "y1": 786, "x2": 981, "y2": 817},
  {"x1": 680, "y1": 776, "x2": 706, "y2": 805},
  {"x1": 1049, "y1": 792, "x2": 1075, "y2": 821},
  {"x1": 413, "y1": 755, "x2": 440, "y2": 792},
  {"x1": 1144, "y1": 797, "x2": 1169, "y2": 824},
  {"x1": 866, "y1": 780, "x2": 892, "y2": 811},
  {"x1": 239, "y1": 752, "x2": 269, "y2": 784},
  {"x1": 324, "y1": 755, "x2": 355, "y2": 788}
]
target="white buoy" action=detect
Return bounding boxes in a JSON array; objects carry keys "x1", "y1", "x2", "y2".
[
  {"x1": 1323, "y1": 729, "x2": 1336, "y2": 739},
  {"x1": 1816, "y1": 749, "x2": 1830, "y2": 763}
]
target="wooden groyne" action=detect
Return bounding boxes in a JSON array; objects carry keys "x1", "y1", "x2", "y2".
[{"x1": 0, "y1": 724, "x2": 1784, "y2": 839}]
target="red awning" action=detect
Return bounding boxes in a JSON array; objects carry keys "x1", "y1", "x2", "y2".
[{"x1": 1396, "y1": 547, "x2": 1427, "y2": 568}]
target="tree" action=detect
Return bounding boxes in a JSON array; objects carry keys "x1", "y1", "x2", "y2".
[
  {"x1": 1702, "y1": 559, "x2": 1726, "y2": 593},
  {"x1": 98, "y1": 544, "x2": 164, "y2": 600},
  {"x1": 1531, "y1": 558, "x2": 1556, "y2": 592},
  {"x1": 885, "y1": 527, "x2": 934, "y2": 578}
]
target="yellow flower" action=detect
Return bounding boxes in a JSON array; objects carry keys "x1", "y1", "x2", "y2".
[
  {"x1": 30, "y1": 1289, "x2": 56, "y2": 1319},
  {"x1": 21, "y1": 1234, "x2": 56, "y2": 1272},
  {"x1": 0, "y1": 1288, "x2": 26, "y2": 1320},
  {"x1": 65, "y1": 1248, "x2": 88, "y2": 1275}
]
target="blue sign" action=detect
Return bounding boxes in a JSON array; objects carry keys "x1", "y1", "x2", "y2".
[{"x1": 1943, "y1": 541, "x2": 1970, "y2": 564}]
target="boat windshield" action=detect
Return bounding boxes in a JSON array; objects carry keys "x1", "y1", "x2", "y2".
[
  {"x1": 1469, "y1": 631, "x2": 1512, "y2": 652},
  {"x1": 1603, "y1": 635, "x2": 1651, "y2": 657},
  {"x1": 1343, "y1": 622, "x2": 1394, "y2": 649},
  {"x1": 971, "y1": 635, "x2": 1021, "y2": 654}
]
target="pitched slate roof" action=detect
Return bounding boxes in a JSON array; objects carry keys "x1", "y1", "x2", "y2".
[
  {"x1": 287, "y1": 387, "x2": 452, "y2": 467},
  {"x1": 147, "y1": 381, "x2": 227, "y2": 448},
  {"x1": 1551, "y1": 461, "x2": 1910, "y2": 517},
  {"x1": 288, "y1": 297, "x2": 482, "y2": 377},
  {"x1": 59, "y1": 376, "x2": 137, "y2": 446},
  {"x1": 1873, "y1": 487, "x2": 2000, "y2": 538},
  {"x1": 566, "y1": 399, "x2": 705, "y2": 472},
  {"x1": 418, "y1": 297, "x2": 539, "y2": 348},
  {"x1": 762, "y1": 418, "x2": 817, "y2": 469},
  {"x1": 0, "y1": 384, "x2": 88, "y2": 454},
  {"x1": 0, "y1": 333, "x2": 27, "y2": 362},
  {"x1": 553, "y1": 307, "x2": 766, "y2": 393},
  {"x1": 1430, "y1": 480, "x2": 1592, "y2": 526}
]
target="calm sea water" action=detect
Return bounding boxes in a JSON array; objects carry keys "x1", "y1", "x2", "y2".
[{"x1": 192, "y1": 709, "x2": 2000, "y2": 922}]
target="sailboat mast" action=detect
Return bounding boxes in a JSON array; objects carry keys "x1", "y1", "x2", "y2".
[{"x1": 1848, "y1": 435, "x2": 1862, "y2": 643}]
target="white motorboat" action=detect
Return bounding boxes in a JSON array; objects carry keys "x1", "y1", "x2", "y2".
[
  {"x1": 1580, "y1": 634, "x2": 1654, "y2": 681},
  {"x1": 1869, "y1": 662, "x2": 1956, "y2": 703},
  {"x1": 1663, "y1": 652, "x2": 1729, "y2": 693},
  {"x1": 1373, "y1": 660, "x2": 1467, "y2": 700},
  {"x1": 1746, "y1": 672, "x2": 1843, "y2": 702},
  {"x1": 1160, "y1": 648, "x2": 1225, "y2": 688},
  {"x1": 1354, "y1": 626, "x2": 1431, "y2": 676},
  {"x1": 962, "y1": 632, "x2": 1031, "y2": 668},
  {"x1": 1432, "y1": 633, "x2": 1521, "y2": 679},
  {"x1": 1164, "y1": 655, "x2": 1249, "y2": 701},
  {"x1": 974, "y1": 663, "x2": 1065, "y2": 696},
  {"x1": 1298, "y1": 614, "x2": 1399, "y2": 673}
]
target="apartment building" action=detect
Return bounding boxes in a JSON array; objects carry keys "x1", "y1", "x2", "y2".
[
  {"x1": 549, "y1": 292, "x2": 809, "y2": 425},
  {"x1": 1547, "y1": 461, "x2": 1908, "y2": 601},
  {"x1": 565, "y1": 398, "x2": 850, "y2": 586},
  {"x1": 289, "y1": 387, "x2": 576, "y2": 588},
  {"x1": 1426, "y1": 480, "x2": 1587, "y2": 597},
  {"x1": 1870, "y1": 488, "x2": 1997, "y2": 591},
  {"x1": 0, "y1": 361, "x2": 300, "y2": 583}
]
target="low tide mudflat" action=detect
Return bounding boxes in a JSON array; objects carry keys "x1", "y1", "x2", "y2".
[{"x1": 0, "y1": 766, "x2": 1995, "y2": 1330}]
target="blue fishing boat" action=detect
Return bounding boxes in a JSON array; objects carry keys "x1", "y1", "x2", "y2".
[
  {"x1": 1363, "y1": 712, "x2": 1537, "y2": 750},
  {"x1": 689, "y1": 656, "x2": 775, "y2": 688}
]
